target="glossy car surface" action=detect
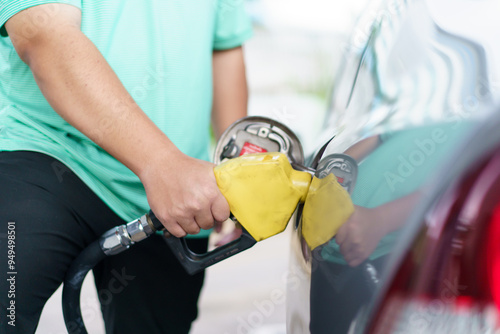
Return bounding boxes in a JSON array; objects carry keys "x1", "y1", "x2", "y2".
[{"x1": 286, "y1": 0, "x2": 500, "y2": 333}]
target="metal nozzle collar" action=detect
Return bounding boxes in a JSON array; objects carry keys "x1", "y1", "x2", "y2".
[{"x1": 127, "y1": 215, "x2": 153, "y2": 242}]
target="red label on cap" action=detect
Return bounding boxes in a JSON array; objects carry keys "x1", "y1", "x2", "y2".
[
  {"x1": 336, "y1": 177, "x2": 344, "y2": 184},
  {"x1": 239, "y1": 142, "x2": 267, "y2": 156}
]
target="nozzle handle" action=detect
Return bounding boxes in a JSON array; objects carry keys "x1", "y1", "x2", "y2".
[{"x1": 148, "y1": 211, "x2": 257, "y2": 275}]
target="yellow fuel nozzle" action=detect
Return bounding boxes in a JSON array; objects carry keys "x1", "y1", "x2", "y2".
[
  {"x1": 214, "y1": 152, "x2": 311, "y2": 242},
  {"x1": 214, "y1": 152, "x2": 354, "y2": 249}
]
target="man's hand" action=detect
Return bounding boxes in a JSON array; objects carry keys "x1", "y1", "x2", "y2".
[
  {"x1": 335, "y1": 206, "x2": 387, "y2": 267},
  {"x1": 140, "y1": 152, "x2": 230, "y2": 237}
]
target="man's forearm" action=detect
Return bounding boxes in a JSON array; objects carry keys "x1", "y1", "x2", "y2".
[
  {"x1": 6, "y1": 5, "x2": 179, "y2": 178},
  {"x1": 212, "y1": 46, "x2": 248, "y2": 139}
]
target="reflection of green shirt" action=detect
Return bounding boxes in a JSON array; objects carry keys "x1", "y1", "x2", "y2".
[
  {"x1": 0, "y1": 1, "x2": 252, "y2": 235},
  {"x1": 322, "y1": 122, "x2": 472, "y2": 263}
]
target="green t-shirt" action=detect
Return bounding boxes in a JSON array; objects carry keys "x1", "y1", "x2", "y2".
[{"x1": 0, "y1": 1, "x2": 252, "y2": 233}]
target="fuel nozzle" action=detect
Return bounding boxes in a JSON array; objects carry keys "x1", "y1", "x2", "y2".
[
  {"x1": 141, "y1": 152, "x2": 314, "y2": 275},
  {"x1": 214, "y1": 152, "x2": 312, "y2": 242},
  {"x1": 214, "y1": 151, "x2": 356, "y2": 250}
]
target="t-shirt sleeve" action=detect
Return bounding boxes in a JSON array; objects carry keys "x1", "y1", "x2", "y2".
[
  {"x1": 0, "y1": 0, "x2": 81, "y2": 37},
  {"x1": 213, "y1": 0, "x2": 253, "y2": 50}
]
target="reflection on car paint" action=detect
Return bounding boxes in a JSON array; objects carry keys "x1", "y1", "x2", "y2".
[{"x1": 286, "y1": 0, "x2": 499, "y2": 332}]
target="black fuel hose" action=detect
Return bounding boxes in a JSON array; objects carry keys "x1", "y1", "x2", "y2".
[
  {"x1": 61, "y1": 210, "x2": 254, "y2": 332},
  {"x1": 62, "y1": 240, "x2": 106, "y2": 334},
  {"x1": 62, "y1": 212, "x2": 161, "y2": 333}
]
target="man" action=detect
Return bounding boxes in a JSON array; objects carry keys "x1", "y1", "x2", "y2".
[{"x1": 0, "y1": 1, "x2": 252, "y2": 333}]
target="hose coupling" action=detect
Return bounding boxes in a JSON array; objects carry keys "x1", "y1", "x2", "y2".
[{"x1": 99, "y1": 215, "x2": 155, "y2": 256}]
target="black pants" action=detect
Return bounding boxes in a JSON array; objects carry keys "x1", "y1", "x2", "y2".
[{"x1": 0, "y1": 151, "x2": 207, "y2": 333}]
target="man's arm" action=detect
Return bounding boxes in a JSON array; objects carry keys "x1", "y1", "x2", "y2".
[
  {"x1": 5, "y1": 4, "x2": 229, "y2": 237},
  {"x1": 211, "y1": 46, "x2": 248, "y2": 139}
]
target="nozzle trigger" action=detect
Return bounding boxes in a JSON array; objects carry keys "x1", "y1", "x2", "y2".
[{"x1": 147, "y1": 211, "x2": 257, "y2": 275}]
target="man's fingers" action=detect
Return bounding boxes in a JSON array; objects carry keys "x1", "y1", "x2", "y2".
[
  {"x1": 195, "y1": 209, "x2": 215, "y2": 230},
  {"x1": 177, "y1": 218, "x2": 200, "y2": 235},
  {"x1": 160, "y1": 219, "x2": 187, "y2": 238},
  {"x1": 211, "y1": 193, "x2": 230, "y2": 223},
  {"x1": 158, "y1": 213, "x2": 199, "y2": 236}
]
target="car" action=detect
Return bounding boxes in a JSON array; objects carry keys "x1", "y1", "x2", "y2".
[{"x1": 283, "y1": 0, "x2": 500, "y2": 333}]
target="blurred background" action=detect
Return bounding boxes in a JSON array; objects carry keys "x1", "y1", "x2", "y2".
[{"x1": 35, "y1": 1, "x2": 370, "y2": 333}]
